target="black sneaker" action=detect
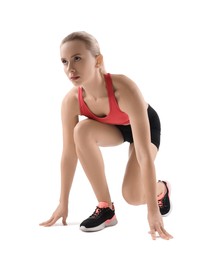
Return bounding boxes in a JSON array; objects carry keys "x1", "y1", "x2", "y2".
[
  {"x1": 157, "y1": 180, "x2": 172, "y2": 217},
  {"x1": 80, "y1": 202, "x2": 118, "y2": 232}
]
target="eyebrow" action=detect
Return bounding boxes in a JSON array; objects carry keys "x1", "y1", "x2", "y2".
[
  {"x1": 61, "y1": 53, "x2": 81, "y2": 60},
  {"x1": 71, "y1": 53, "x2": 81, "y2": 58}
]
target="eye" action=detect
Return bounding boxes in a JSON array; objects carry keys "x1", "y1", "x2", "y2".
[
  {"x1": 74, "y1": 56, "x2": 81, "y2": 62},
  {"x1": 61, "y1": 59, "x2": 67, "y2": 65}
]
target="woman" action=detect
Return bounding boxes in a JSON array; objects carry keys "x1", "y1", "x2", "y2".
[{"x1": 40, "y1": 31, "x2": 173, "y2": 240}]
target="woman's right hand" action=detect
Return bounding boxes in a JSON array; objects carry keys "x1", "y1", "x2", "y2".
[{"x1": 39, "y1": 203, "x2": 68, "y2": 227}]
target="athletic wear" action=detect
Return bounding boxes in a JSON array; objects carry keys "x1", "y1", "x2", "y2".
[
  {"x1": 157, "y1": 181, "x2": 172, "y2": 217},
  {"x1": 116, "y1": 104, "x2": 161, "y2": 149},
  {"x1": 78, "y1": 73, "x2": 130, "y2": 125},
  {"x1": 78, "y1": 73, "x2": 161, "y2": 149},
  {"x1": 80, "y1": 202, "x2": 117, "y2": 232}
]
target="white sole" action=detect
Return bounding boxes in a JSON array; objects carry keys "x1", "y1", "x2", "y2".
[{"x1": 80, "y1": 216, "x2": 118, "y2": 232}]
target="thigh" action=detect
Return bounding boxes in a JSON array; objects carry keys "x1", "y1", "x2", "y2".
[
  {"x1": 75, "y1": 119, "x2": 124, "y2": 147},
  {"x1": 115, "y1": 105, "x2": 161, "y2": 149}
]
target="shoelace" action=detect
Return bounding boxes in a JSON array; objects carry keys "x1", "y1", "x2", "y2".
[
  {"x1": 90, "y1": 207, "x2": 104, "y2": 218},
  {"x1": 157, "y1": 185, "x2": 168, "y2": 208},
  {"x1": 158, "y1": 199, "x2": 164, "y2": 208}
]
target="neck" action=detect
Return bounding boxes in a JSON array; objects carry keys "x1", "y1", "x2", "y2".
[{"x1": 82, "y1": 72, "x2": 107, "y2": 98}]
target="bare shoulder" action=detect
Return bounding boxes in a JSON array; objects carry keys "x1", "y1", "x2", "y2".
[
  {"x1": 110, "y1": 74, "x2": 148, "y2": 110},
  {"x1": 110, "y1": 74, "x2": 137, "y2": 91},
  {"x1": 61, "y1": 86, "x2": 80, "y2": 117}
]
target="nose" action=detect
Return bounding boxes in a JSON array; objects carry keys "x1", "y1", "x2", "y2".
[{"x1": 66, "y1": 62, "x2": 75, "y2": 73}]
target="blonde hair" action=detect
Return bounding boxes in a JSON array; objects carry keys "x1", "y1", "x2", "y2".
[{"x1": 61, "y1": 31, "x2": 106, "y2": 73}]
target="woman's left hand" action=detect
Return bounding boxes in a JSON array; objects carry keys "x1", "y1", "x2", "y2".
[{"x1": 147, "y1": 211, "x2": 173, "y2": 240}]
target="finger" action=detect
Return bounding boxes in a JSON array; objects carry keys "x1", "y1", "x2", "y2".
[
  {"x1": 161, "y1": 226, "x2": 173, "y2": 239},
  {"x1": 158, "y1": 226, "x2": 171, "y2": 240},
  {"x1": 44, "y1": 217, "x2": 59, "y2": 227},
  {"x1": 149, "y1": 230, "x2": 157, "y2": 240},
  {"x1": 62, "y1": 217, "x2": 67, "y2": 226},
  {"x1": 39, "y1": 216, "x2": 54, "y2": 226}
]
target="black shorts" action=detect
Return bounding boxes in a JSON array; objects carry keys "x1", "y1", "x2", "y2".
[{"x1": 115, "y1": 104, "x2": 161, "y2": 149}]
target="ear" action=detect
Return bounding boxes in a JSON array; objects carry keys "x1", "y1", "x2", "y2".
[{"x1": 95, "y1": 54, "x2": 103, "y2": 68}]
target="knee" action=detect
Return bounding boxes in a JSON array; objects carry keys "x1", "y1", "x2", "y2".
[
  {"x1": 122, "y1": 186, "x2": 146, "y2": 206},
  {"x1": 73, "y1": 119, "x2": 93, "y2": 145}
]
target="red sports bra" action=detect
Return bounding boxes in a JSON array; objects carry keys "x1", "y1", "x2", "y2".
[{"x1": 78, "y1": 73, "x2": 130, "y2": 125}]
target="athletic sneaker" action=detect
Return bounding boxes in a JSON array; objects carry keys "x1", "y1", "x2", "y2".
[
  {"x1": 157, "y1": 180, "x2": 172, "y2": 217},
  {"x1": 80, "y1": 202, "x2": 118, "y2": 232}
]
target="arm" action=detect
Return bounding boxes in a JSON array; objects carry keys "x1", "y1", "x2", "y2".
[
  {"x1": 115, "y1": 75, "x2": 171, "y2": 239},
  {"x1": 59, "y1": 91, "x2": 79, "y2": 205},
  {"x1": 40, "y1": 89, "x2": 79, "y2": 226},
  {"x1": 118, "y1": 76, "x2": 158, "y2": 211}
]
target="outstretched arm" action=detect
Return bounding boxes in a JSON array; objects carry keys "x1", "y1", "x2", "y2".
[
  {"x1": 40, "y1": 90, "x2": 79, "y2": 226},
  {"x1": 116, "y1": 75, "x2": 173, "y2": 240}
]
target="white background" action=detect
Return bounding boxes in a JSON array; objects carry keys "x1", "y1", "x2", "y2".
[{"x1": 0, "y1": 0, "x2": 212, "y2": 259}]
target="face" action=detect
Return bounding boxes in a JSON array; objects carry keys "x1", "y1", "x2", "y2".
[{"x1": 60, "y1": 40, "x2": 99, "y2": 86}]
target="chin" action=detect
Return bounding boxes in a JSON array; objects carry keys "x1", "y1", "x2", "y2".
[{"x1": 70, "y1": 79, "x2": 82, "y2": 86}]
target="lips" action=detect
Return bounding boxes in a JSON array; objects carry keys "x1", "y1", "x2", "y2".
[{"x1": 70, "y1": 76, "x2": 80, "y2": 80}]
